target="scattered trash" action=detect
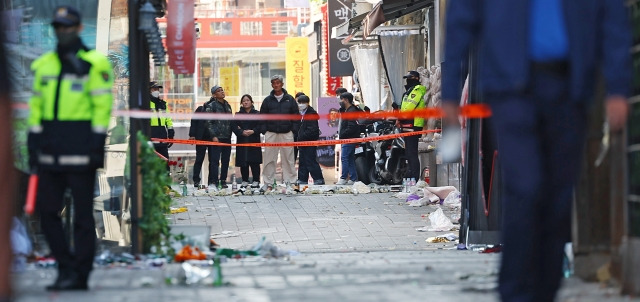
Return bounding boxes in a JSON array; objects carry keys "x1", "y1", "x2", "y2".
[
  {"x1": 416, "y1": 207, "x2": 455, "y2": 232},
  {"x1": 415, "y1": 180, "x2": 428, "y2": 189},
  {"x1": 170, "y1": 207, "x2": 188, "y2": 214},
  {"x1": 456, "y1": 244, "x2": 468, "y2": 250},
  {"x1": 405, "y1": 194, "x2": 421, "y2": 202},
  {"x1": 480, "y1": 245, "x2": 502, "y2": 254},
  {"x1": 597, "y1": 261, "x2": 611, "y2": 283},
  {"x1": 443, "y1": 191, "x2": 462, "y2": 209},
  {"x1": 393, "y1": 192, "x2": 411, "y2": 200},
  {"x1": 251, "y1": 236, "x2": 299, "y2": 258},
  {"x1": 425, "y1": 233, "x2": 459, "y2": 243},
  {"x1": 353, "y1": 181, "x2": 371, "y2": 194},
  {"x1": 11, "y1": 217, "x2": 32, "y2": 272},
  {"x1": 174, "y1": 245, "x2": 207, "y2": 262}
]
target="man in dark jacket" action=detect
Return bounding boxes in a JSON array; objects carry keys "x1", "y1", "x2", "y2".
[
  {"x1": 336, "y1": 92, "x2": 360, "y2": 185},
  {"x1": 188, "y1": 102, "x2": 213, "y2": 188},
  {"x1": 259, "y1": 75, "x2": 300, "y2": 190},
  {"x1": 296, "y1": 94, "x2": 325, "y2": 185},
  {"x1": 441, "y1": 0, "x2": 630, "y2": 301},
  {"x1": 204, "y1": 85, "x2": 232, "y2": 191}
]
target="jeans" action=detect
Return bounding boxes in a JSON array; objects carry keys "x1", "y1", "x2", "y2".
[
  {"x1": 340, "y1": 143, "x2": 357, "y2": 181},
  {"x1": 210, "y1": 138, "x2": 231, "y2": 185}
]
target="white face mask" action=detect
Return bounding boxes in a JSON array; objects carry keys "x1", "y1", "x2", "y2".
[
  {"x1": 151, "y1": 91, "x2": 160, "y2": 98},
  {"x1": 298, "y1": 104, "x2": 308, "y2": 111}
]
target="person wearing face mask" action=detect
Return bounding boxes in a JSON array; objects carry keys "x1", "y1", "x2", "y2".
[
  {"x1": 295, "y1": 94, "x2": 325, "y2": 185},
  {"x1": 149, "y1": 81, "x2": 174, "y2": 171},
  {"x1": 397, "y1": 70, "x2": 427, "y2": 181},
  {"x1": 27, "y1": 6, "x2": 114, "y2": 291},
  {"x1": 336, "y1": 92, "x2": 361, "y2": 185}
]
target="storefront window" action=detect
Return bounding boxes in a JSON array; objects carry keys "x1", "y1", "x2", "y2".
[
  {"x1": 211, "y1": 22, "x2": 232, "y2": 35},
  {"x1": 240, "y1": 21, "x2": 262, "y2": 35},
  {"x1": 196, "y1": 48, "x2": 286, "y2": 112}
]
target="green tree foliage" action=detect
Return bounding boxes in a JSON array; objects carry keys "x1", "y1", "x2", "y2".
[{"x1": 137, "y1": 132, "x2": 172, "y2": 253}]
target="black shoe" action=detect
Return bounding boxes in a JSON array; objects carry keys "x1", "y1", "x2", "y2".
[
  {"x1": 220, "y1": 181, "x2": 227, "y2": 187},
  {"x1": 194, "y1": 182, "x2": 200, "y2": 188},
  {"x1": 314, "y1": 179, "x2": 325, "y2": 185},
  {"x1": 46, "y1": 271, "x2": 87, "y2": 291}
]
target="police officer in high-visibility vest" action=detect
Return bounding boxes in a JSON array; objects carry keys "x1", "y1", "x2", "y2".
[
  {"x1": 27, "y1": 6, "x2": 113, "y2": 291},
  {"x1": 397, "y1": 70, "x2": 427, "y2": 180},
  {"x1": 149, "y1": 81, "x2": 174, "y2": 169}
]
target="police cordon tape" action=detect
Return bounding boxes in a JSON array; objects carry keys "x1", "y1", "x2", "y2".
[
  {"x1": 151, "y1": 129, "x2": 441, "y2": 147},
  {"x1": 111, "y1": 104, "x2": 491, "y2": 121}
]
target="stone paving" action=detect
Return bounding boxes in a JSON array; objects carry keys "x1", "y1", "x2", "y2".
[{"x1": 11, "y1": 189, "x2": 639, "y2": 302}]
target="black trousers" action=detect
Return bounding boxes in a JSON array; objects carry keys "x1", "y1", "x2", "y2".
[
  {"x1": 404, "y1": 130, "x2": 421, "y2": 180},
  {"x1": 240, "y1": 163, "x2": 261, "y2": 183},
  {"x1": 153, "y1": 142, "x2": 170, "y2": 171},
  {"x1": 38, "y1": 169, "x2": 97, "y2": 280},
  {"x1": 210, "y1": 138, "x2": 231, "y2": 185},
  {"x1": 298, "y1": 146, "x2": 324, "y2": 182},
  {"x1": 495, "y1": 65, "x2": 585, "y2": 302},
  {"x1": 192, "y1": 144, "x2": 214, "y2": 185}
]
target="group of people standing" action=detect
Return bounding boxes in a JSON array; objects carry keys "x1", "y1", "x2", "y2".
[{"x1": 187, "y1": 75, "x2": 329, "y2": 191}]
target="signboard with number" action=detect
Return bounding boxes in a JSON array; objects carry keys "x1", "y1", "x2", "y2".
[
  {"x1": 285, "y1": 37, "x2": 311, "y2": 97},
  {"x1": 327, "y1": 0, "x2": 354, "y2": 77}
]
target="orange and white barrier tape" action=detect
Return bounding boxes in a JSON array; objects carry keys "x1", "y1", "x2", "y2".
[{"x1": 151, "y1": 129, "x2": 441, "y2": 147}]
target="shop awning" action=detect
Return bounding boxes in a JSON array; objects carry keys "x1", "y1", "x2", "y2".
[{"x1": 332, "y1": 0, "x2": 433, "y2": 40}]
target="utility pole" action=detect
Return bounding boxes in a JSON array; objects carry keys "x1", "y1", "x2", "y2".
[{"x1": 128, "y1": 0, "x2": 151, "y2": 254}]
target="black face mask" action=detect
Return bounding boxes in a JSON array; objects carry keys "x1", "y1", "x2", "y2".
[
  {"x1": 56, "y1": 31, "x2": 79, "y2": 46},
  {"x1": 405, "y1": 78, "x2": 420, "y2": 88},
  {"x1": 339, "y1": 101, "x2": 346, "y2": 110}
]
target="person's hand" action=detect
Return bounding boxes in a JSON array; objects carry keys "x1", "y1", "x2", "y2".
[
  {"x1": 246, "y1": 130, "x2": 254, "y2": 136},
  {"x1": 606, "y1": 95, "x2": 629, "y2": 132},
  {"x1": 212, "y1": 137, "x2": 219, "y2": 142},
  {"x1": 441, "y1": 102, "x2": 460, "y2": 126}
]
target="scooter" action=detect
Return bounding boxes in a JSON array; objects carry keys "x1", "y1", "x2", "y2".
[{"x1": 355, "y1": 120, "x2": 407, "y2": 185}]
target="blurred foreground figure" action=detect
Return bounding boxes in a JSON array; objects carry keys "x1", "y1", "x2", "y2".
[
  {"x1": 441, "y1": 0, "x2": 631, "y2": 301},
  {"x1": 0, "y1": 21, "x2": 15, "y2": 301}
]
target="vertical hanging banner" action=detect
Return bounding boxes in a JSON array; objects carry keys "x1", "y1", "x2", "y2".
[
  {"x1": 285, "y1": 37, "x2": 311, "y2": 97},
  {"x1": 166, "y1": 0, "x2": 195, "y2": 74},
  {"x1": 322, "y1": 4, "x2": 344, "y2": 95},
  {"x1": 219, "y1": 66, "x2": 239, "y2": 97},
  {"x1": 327, "y1": 0, "x2": 354, "y2": 77}
]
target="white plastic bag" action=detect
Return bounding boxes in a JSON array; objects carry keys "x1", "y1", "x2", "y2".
[{"x1": 422, "y1": 207, "x2": 455, "y2": 232}]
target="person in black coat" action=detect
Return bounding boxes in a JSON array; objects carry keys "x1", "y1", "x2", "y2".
[
  {"x1": 189, "y1": 102, "x2": 213, "y2": 188},
  {"x1": 296, "y1": 94, "x2": 325, "y2": 185},
  {"x1": 232, "y1": 94, "x2": 262, "y2": 188},
  {"x1": 337, "y1": 92, "x2": 361, "y2": 185}
]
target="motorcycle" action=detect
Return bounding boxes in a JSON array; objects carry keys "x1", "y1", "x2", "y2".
[{"x1": 354, "y1": 119, "x2": 407, "y2": 185}]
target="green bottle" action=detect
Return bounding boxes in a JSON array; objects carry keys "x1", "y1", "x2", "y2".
[
  {"x1": 218, "y1": 180, "x2": 222, "y2": 190},
  {"x1": 273, "y1": 179, "x2": 277, "y2": 189},
  {"x1": 213, "y1": 257, "x2": 223, "y2": 286}
]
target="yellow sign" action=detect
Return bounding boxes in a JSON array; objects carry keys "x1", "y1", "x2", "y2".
[
  {"x1": 285, "y1": 37, "x2": 310, "y2": 98},
  {"x1": 219, "y1": 66, "x2": 239, "y2": 97}
]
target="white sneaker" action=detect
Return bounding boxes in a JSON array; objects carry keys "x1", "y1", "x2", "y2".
[
  {"x1": 241, "y1": 181, "x2": 248, "y2": 188},
  {"x1": 336, "y1": 179, "x2": 348, "y2": 185},
  {"x1": 346, "y1": 180, "x2": 355, "y2": 185},
  {"x1": 251, "y1": 181, "x2": 260, "y2": 188},
  {"x1": 207, "y1": 184, "x2": 217, "y2": 191}
]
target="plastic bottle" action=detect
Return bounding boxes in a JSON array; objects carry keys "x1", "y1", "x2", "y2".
[
  {"x1": 231, "y1": 175, "x2": 237, "y2": 191},
  {"x1": 410, "y1": 177, "x2": 416, "y2": 188},
  {"x1": 403, "y1": 178, "x2": 408, "y2": 193}
]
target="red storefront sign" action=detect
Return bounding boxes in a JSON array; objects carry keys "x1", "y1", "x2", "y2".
[
  {"x1": 321, "y1": 4, "x2": 343, "y2": 96},
  {"x1": 166, "y1": 0, "x2": 195, "y2": 74}
]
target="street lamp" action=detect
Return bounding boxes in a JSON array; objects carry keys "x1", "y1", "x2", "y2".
[{"x1": 138, "y1": 2, "x2": 157, "y2": 32}]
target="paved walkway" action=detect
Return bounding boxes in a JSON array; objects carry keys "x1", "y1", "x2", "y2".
[{"x1": 12, "y1": 190, "x2": 638, "y2": 302}]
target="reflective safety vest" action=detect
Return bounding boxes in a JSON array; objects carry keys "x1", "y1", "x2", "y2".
[
  {"x1": 28, "y1": 48, "x2": 113, "y2": 169},
  {"x1": 400, "y1": 84, "x2": 427, "y2": 128},
  {"x1": 150, "y1": 99, "x2": 173, "y2": 128}
]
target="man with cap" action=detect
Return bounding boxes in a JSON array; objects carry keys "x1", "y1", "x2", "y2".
[
  {"x1": 27, "y1": 5, "x2": 113, "y2": 290},
  {"x1": 397, "y1": 70, "x2": 427, "y2": 181},
  {"x1": 149, "y1": 81, "x2": 174, "y2": 171},
  {"x1": 203, "y1": 85, "x2": 232, "y2": 191}
]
